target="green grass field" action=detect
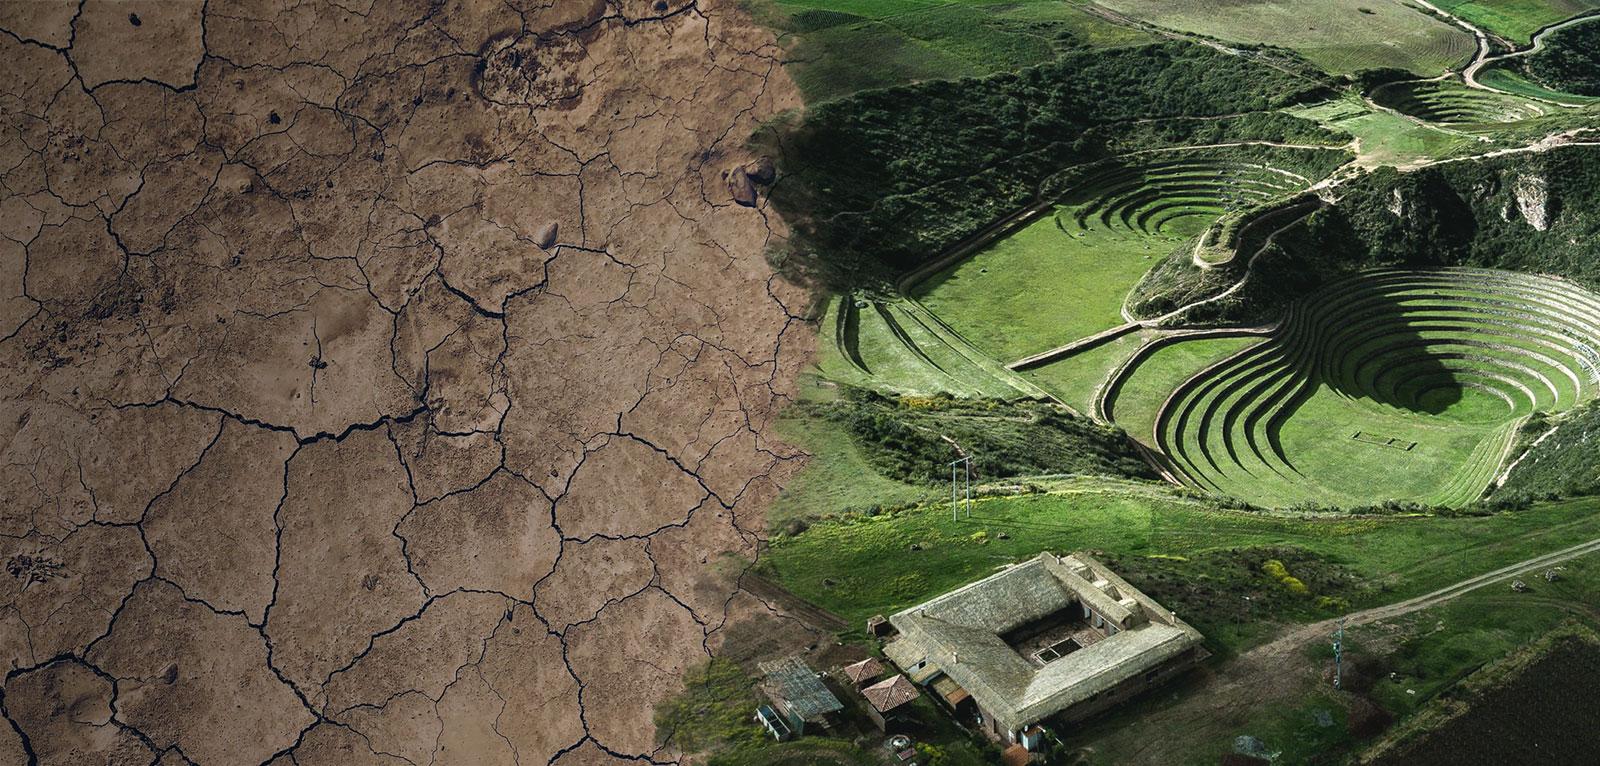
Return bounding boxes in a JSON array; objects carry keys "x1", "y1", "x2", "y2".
[
  {"x1": 1370, "y1": 78, "x2": 1553, "y2": 126},
  {"x1": 1429, "y1": 0, "x2": 1600, "y2": 43},
  {"x1": 911, "y1": 215, "x2": 1163, "y2": 363},
  {"x1": 911, "y1": 150, "x2": 1328, "y2": 365},
  {"x1": 760, "y1": 0, "x2": 1154, "y2": 101},
  {"x1": 814, "y1": 295, "x2": 1039, "y2": 398},
  {"x1": 1095, "y1": 0, "x2": 1475, "y2": 75},
  {"x1": 1289, "y1": 97, "x2": 1476, "y2": 167},
  {"x1": 1153, "y1": 269, "x2": 1600, "y2": 507},
  {"x1": 1107, "y1": 334, "x2": 1265, "y2": 446},
  {"x1": 1477, "y1": 60, "x2": 1600, "y2": 102},
  {"x1": 769, "y1": 381, "x2": 939, "y2": 525},
  {"x1": 1024, "y1": 330, "x2": 1156, "y2": 413},
  {"x1": 763, "y1": 480, "x2": 1600, "y2": 640}
]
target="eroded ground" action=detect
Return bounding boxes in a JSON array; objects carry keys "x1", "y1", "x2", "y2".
[{"x1": 0, "y1": 1, "x2": 810, "y2": 763}]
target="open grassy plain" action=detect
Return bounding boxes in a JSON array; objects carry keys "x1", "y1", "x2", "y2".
[
  {"x1": 1431, "y1": 0, "x2": 1600, "y2": 42},
  {"x1": 1094, "y1": 0, "x2": 1475, "y2": 75},
  {"x1": 759, "y1": 0, "x2": 1155, "y2": 101},
  {"x1": 763, "y1": 481, "x2": 1600, "y2": 648}
]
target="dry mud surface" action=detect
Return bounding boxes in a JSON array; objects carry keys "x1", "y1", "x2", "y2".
[{"x1": 0, "y1": 1, "x2": 811, "y2": 763}]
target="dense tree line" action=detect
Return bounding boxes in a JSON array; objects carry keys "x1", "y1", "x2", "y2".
[
  {"x1": 766, "y1": 42, "x2": 1335, "y2": 289},
  {"x1": 1526, "y1": 20, "x2": 1600, "y2": 96}
]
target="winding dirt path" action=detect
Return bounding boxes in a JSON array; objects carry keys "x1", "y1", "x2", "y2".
[{"x1": 1413, "y1": 0, "x2": 1600, "y2": 105}]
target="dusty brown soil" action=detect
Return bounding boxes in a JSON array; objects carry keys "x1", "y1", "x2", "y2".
[{"x1": 0, "y1": 1, "x2": 810, "y2": 763}]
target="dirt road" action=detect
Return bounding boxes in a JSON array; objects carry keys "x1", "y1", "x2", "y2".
[{"x1": 1087, "y1": 536, "x2": 1600, "y2": 763}]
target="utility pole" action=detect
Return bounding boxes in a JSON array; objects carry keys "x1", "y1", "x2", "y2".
[
  {"x1": 949, "y1": 455, "x2": 971, "y2": 521},
  {"x1": 1333, "y1": 616, "x2": 1345, "y2": 690}
]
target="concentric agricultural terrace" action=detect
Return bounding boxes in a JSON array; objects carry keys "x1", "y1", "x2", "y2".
[
  {"x1": 829, "y1": 148, "x2": 1340, "y2": 401},
  {"x1": 1145, "y1": 268, "x2": 1600, "y2": 508},
  {"x1": 1370, "y1": 79, "x2": 1549, "y2": 125},
  {"x1": 1051, "y1": 153, "x2": 1313, "y2": 237}
]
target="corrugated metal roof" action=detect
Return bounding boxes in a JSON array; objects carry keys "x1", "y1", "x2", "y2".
[{"x1": 758, "y1": 655, "x2": 843, "y2": 720}]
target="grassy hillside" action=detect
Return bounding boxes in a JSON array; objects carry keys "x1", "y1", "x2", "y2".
[
  {"x1": 762, "y1": 484, "x2": 1600, "y2": 647},
  {"x1": 795, "y1": 387, "x2": 1154, "y2": 486},
  {"x1": 754, "y1": 0, "x2": 1156, "y2": 102},
  {"x1": 1525, "y1": 17, "x2": 1600, "y2": 95},
  {"x1": 1495, "y1": 399, "x2": 1600, "y2": 499},
  {"x1": 1431, "y1": 0, "x2": 1600, "y2": 43},
  {"x1": 766, "y1": 40, "x2": 1333, "y2": 289},
  {"x1": 1095, "y1": 0, "x2": 1475, "y2": 75}
]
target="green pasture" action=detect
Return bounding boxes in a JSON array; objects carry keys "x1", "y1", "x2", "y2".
[
  {"x1": 1023, "y1": 330, "x2": 1155, "y2": 414},
  {"x1": 1429, "y1": 0, "x2": 1600, "y2": 43},
  {"x1": 760, "y1": 0, "x2": 1154, "y2": 101},
  {"x1": 1107, "y1": 334, "x2": 1264, "y2": 446},
  {"x1": 814, "y1": 295, "x2": 1036, "y2": 398},
  {"x1": 1289, "y1": 97, "x2": 1474, "y2": 167},
  {"x1": 769, "y1": 381, "x2": 938, "y2": 525},
  {"x1": 1094, "y1": 0, "x2": 1475, "y2": 75},
  {"x1": 911, "y1": 214, "x2": 1165, "y2": 363},
  {"x1": 763, "y1": 482, "x2": 1600, "y2": 643},
  {"x1": 1152, "y1": 269, "x2": 1600, "y2": 508},
  {"x1": 1477, "y1": 62, "x2": 1600, "y2": 102}
]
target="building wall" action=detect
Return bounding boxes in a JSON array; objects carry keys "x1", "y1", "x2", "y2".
[{"x1": 1054, "y1": 646, "x2": 1205, "y2": 727}]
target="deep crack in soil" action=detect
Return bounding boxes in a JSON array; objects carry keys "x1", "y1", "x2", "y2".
[{"x1": 0, "y1": 1, "x2": 812, "y2": 763}]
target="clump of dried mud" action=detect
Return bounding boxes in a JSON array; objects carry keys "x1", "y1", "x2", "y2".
[{"x1": 0, "y1": 1, "x2": 811, "y2": 762}]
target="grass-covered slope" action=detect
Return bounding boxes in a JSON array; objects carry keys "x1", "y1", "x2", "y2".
[
  {"x1": 1141, "y1": 145, "x2": 1600, "y2": 325},
  {"x1": 1495, "y1": 398, "x2": 1600, "y2": 498},
  {"x1": 1096, "y1": 0, "x2": 1475, "y2": 75},
  {"x1": 767, "y1": 41, "x2": 1334, "y2": 288},
  {"x1": 757, "y1": 0, "x2": 1157, "y2": 102},
  {"x1": 1431, "y1": 0, "x2": 1600, "y2": 43},
  {"x1": 1525, "y1": 17, "x2": 1600, "y2": 95},
  {"x1": 798, "y1": 387, "x2": 1155, "y2": 485},
  {"x1": 1153, "y1": 269, "x2": 1600, "y2": 507}
]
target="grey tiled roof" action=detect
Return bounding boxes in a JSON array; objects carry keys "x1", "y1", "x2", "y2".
[{"x1": 885, "y1": 552, "x2": 1203, "y2": 734}]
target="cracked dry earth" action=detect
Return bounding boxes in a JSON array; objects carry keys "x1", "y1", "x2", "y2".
[{"x1": 0, "y1": 1, "x2": 814, "y2": 764}]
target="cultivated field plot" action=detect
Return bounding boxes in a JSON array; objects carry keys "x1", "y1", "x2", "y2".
[
  {"x1": 1093, "y1": 0, "x2": 1475, "y2": 75},
  {"x1": 1151, "y1": 269, "x2": 1600, "y2": 507},
  {"x1": 772, "y1": 0, "x2": 1154, "y2": 101},
  {"x1": 1371, "y1": 78, "x2": 1552, "y2": 125},
  {"x1": 911, "y1": 149, "x2": 1331, "y2": 363},
  {"x1": 1429, "y1": 0, "x2": 1600, "y2": 43},
  {"x1": 1368, "y1": 631, "x2": 1600, "y2": 765}
]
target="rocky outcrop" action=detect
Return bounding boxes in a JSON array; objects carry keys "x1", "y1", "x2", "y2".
[{"x1": 1513, "y1": 173, "x2": 1554, "y2": 231}]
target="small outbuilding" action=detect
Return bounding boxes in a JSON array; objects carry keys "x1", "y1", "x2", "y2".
[
  {"x1": 860, "y1": 674, "x2": 920, "y2": 732},
  {"x1": 756, "y1": 655, "x2": 844, "y2": 739},
  {"x1": 841, "y1": 657, "x2": 885, "y2": 687}
]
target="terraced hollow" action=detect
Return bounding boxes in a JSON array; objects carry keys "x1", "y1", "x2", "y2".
[
  {"x1": 1371, "y1": 79, "x2": 1549, "y2": 124},
  {"x1": 1151, "y1": 269, "x2": 1600, "y2": 507},
  {"x1": 1055, "y1": 158, "x2": 1310, "y2": 237}
]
